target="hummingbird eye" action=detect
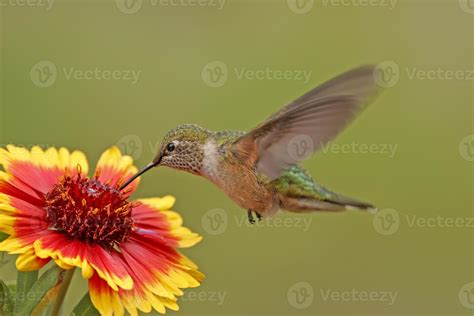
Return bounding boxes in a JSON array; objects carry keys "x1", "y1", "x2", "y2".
[{"x1": 166, "y1": 142, "x2": 175, "y2": 152}]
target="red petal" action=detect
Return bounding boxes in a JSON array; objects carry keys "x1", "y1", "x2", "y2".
[
  {"x1": 0, "y1": 180, "x2": 43, "y2": 207},
  {"x1": 132, "y1": 203, "x2": 180, "y2": 247},
  {"x1": 8, "y1": 162, "x2": 64, "y2": 195},
  {"x1": 94, "y1": 147, "x2": 140, "y2": 196},
  {"x1": 35, "y1": 233, "x2": 133, "y2": 291}
]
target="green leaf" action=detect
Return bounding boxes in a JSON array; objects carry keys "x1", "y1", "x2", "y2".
[
  {"x1": 71, "y1": 292, "x2": 100, "y2": 316},
  {"x1": 14, "y1": 271, "x2": 39, "y2": 314},
  {"x1": 0, "y1": 232, "x2": 8, "y2": 242},
  {"x1": 16, "y1": 265, "x2": 65, "y2": 316},
  {"x1": 0, "y1": 279, "x2": 14, "y2": 316}
]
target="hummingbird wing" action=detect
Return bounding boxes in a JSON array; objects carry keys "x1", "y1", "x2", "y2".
[{"x1": 232, "y1": 65, "x2": 382, "y2": 180}]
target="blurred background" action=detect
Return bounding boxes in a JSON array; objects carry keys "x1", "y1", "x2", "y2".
[{"x1": 0, "y1": 0, "x2": 473, "y2": 315}]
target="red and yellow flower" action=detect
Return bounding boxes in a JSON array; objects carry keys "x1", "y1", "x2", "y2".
[{"x1": 0, "y1": 145, "x2": 204, "y2": 315}]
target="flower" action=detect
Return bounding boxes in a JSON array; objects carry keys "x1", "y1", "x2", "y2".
[{"x1": 0, "y1": 145, "x2": 204, "y2": 315}]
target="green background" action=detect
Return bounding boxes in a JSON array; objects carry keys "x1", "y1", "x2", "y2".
[{"x1": 0, "y1": 0, "x2": 473, "y2": 315}]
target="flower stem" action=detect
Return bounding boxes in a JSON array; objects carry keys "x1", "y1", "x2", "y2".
[{"x1": 51, "y1": 268, "x2": 75, "y2": 316}]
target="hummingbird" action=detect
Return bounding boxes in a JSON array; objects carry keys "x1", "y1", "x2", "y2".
[{"x1": 121, "y1": 65, "x2": 382, "y2": 223}]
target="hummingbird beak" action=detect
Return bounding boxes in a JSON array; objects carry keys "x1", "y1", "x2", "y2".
[{"x1": 119, "y1": 158, "x2": 161, "y2": 191}]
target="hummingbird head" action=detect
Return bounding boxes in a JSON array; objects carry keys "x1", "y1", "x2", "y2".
[
  {"x1": 120, "y1": 124, "x2": 210, "y2": 191},
  {"x1": 154, "y1": 124, "x2": 210, "y2": 173}
]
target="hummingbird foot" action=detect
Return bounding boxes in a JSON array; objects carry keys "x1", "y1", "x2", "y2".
[
  {"x1": 247, "y1": 210, "x2": 256, "y2": 224},
  {"x1": 247, "y1": 210, "x2": 263, "y2": 224}
]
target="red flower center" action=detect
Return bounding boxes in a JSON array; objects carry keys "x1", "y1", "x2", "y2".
[{"x1": 44, "y1": 174, "x2": 134, "y2": 248}]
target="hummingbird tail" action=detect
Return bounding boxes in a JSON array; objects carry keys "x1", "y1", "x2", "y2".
[
  {"x1": 274, "y1": 165, "x2": 377, "y2": 214},
  {"x1": 280, "y1": 195, "x2": 377, "y2": 214},
  {"x1": 338, "y1": 199, "x2": 378, "y2": 214}
]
